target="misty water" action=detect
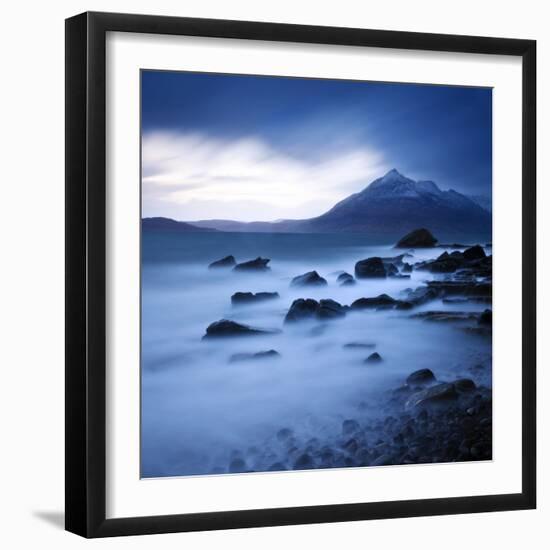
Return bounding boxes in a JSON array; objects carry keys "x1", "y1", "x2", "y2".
[{"x1": 141, "y1": 232, "x2": 492, "y2": 478}]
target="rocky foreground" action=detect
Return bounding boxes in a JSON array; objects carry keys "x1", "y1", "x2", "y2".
[
  {"x1": 218, "y1": 366, "x2": 492, "y2": 474},
  {"x1": 202, "y1": 227, "x2": 492, "y2": 474}
]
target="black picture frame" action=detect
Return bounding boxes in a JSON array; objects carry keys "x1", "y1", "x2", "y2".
[{"x1": 65, "y1": 11, "x2": 536, "y2": 538}]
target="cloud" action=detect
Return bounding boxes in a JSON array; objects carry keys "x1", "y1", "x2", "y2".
[{"x1": 142, "y1": 131, "x2": 388, "y2": 221}]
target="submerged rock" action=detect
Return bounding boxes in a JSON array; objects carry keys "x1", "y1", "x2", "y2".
[
  {"x1": 233, "y1": 257, "x2": 271, "y2": 271},
  {"x1": 405, "y1": 382, "x2": 458, "y2": 409},
  {"x1": 285, "y1": 298, "x2": 346, "y2": 323},
  {"x1": 395, "y1": 228, "x2": 437, "y2": 248},
  {"x1": 208, "y1": 255, "x2": 236, "y2": 269},
  {"x1": 229, "y1": 349, "x2": 281, "y2": 362},
  {"x1": 203, "y1": 319, "x2": 279, "y2": 339},
  {"x1": 478, "y1": 309, "x2": 492, "y2": 326},
  {"x1": 284, "y1": 298, "x2": 320, "y2": 323},
  {"x1": 231, "y1": 291, "x2": 279, "y2": 305},
  {"x1": 463, "y1": 245, "x2": 486, "y2": 261},
  {"x1": 351, "y1": 294, "x2": 396, "y2": 309},
  {"x1": 337, "y1": 272, "x2": 355, "y2": 286},
  {"x1": 402, "y1": 262, "x2": 413, "y2": 273},
  {"x1": 290, "y1": 271, "x2": 328, "y2": 287},
  {"x1": 355, "y1": 257, "x2": 387, "y2": 279},
  {"x1": 454, "y1": 378, "x2": 477, "y2": 392},
  {"x1": 365, "y1": 352, "x2": 383, "y2": 363},
  {"x1": 406, "y1": 368, "x2": 436, "y2": 388},
  {"x1": 317, "y1": 299, "x2": 347, "y2": 319}
]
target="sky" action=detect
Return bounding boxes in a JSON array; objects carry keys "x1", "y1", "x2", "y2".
[{"x1": 141, "y1": 70, "x2": 492, "y2": 222}]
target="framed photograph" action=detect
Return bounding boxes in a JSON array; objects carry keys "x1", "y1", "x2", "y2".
[{"x1": 65, "y1": 11, "x2": 536, "y2": 538}]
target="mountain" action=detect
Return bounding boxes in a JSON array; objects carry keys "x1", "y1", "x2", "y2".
[
  {"x1": 468, "y1": 194, "x2": 492, "y2": 213},
  {"x1": 142, "y1": 217, "x2": 218, "y2": 232},
  {"x1": 185, "y1": 169, "x2": 492, "y2": 241}
]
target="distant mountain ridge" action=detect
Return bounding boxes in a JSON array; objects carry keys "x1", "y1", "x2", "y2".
[
  {"x1": 145, "y1": 169, "x2": 492, "y2": 241},
  {"x1": 142, "y1": 217, "x2": 218, "y2": 232}
]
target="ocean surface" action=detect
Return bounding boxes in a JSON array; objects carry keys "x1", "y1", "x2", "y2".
[{"x1": 141, "y1": 231, "x2": 492, "y2": 478}]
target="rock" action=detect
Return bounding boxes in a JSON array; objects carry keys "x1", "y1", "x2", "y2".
[
  {"x1": 337, "y1": 272, "x2": 353, "y2": 283},
  {"x1": 285, "y1": 298, "x2": 346, "y2": 322},
  {"x1": 342, "y1": 419, "x2": 360, "y2": 435},
  {"x1": 317, "y1": 299, "x2": 346, "y2": 319},
  {"x1": 229, "y1": 350, "x2": 281, "y2": 362},
  {"x1": 405, "y1": 383, "x2": 458, "y2": 409},
  {"x1": 406, "y1": 368, "x2": 436, "y2": 388},
  {"x1": 386, "y1": 263, "x2": 399, "y2": 277},
  {"x1": 351, "y1": 294, "x2": 396, "y2": 309},
  {"x1": 233, "y1": 257, "x2": 271, "y2": 271},
  {"x1": 231, "y1": 291, "x2": 279, "y2": 305},
  {"x1": 355, "y1": 257, "x2": 387, "y2": 279},
  {"x1": 290, "y1": 271, "x2": 328, "y2": 287},
  {"x1": 410, "y1": 311, "x2": 478, "y2": 323},
  {"x1": 478, "y1": 309, "x2": 492, "y2": 325},
  {"x1": 365, "y1": 352, "x2": 383, "y2": 363},
  {"x1": 284, "y1": 298, "x2": 319, "y2": 323},
  {"x1": 395, "y1": 228, "x2": 438, "y2": 248},
  {"x1": 371, "y1": 453, "x2": 394, "y2": 466},
  {"x1": 343, "y1": 342, "x2": 376, "y2": 349},
  {"x1": 402, "y1": 262, "x2": 413, "y2": 273},
  {"x1": 396, "y1": 286, "x2": 439, "y2": 309},
  {"x1": 209, "y1": 255, "x2": 236, "y2": 269},
  {"x1": 294, "y1": 453, "x2": 314, "y2": 470},
  {"x1": 340, "y1": 277, "x2": 356, "y2": 286},
  {"x1": 203, "y1": 319, "x2": 279, "y2": 339},
  {"x1": 454, "y1": 378, "x2": 477, "y2": 392},
  {"x1": 463, "y1": 245, "x2": 486, "y2": 261}
]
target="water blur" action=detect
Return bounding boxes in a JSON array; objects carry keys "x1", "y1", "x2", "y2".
[{"x1": 141, "y1": 232, "x2": 491, "y2": 477}]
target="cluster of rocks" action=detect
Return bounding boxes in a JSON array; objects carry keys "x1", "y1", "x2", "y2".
[
  {"x1": 285, "y1": 298, "x2": 348, "y2": 322},
  {"x1": 216, "y1": 367, "x2": 491, "y2": 474},
  {"x1": 231, "y1": 291, "x2": 279, "y2": 306},
  {"x1": 354, "y1": 256, "x2": 411, "y2": 279},
  {"x1": 209, "y1": 255, "x2": 271, "y2": 271},
  {"x1": 202, "y1": 319, "x2": 281, "y2": 339}
]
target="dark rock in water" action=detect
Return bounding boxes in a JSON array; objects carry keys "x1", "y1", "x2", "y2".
[
  {"x1": 463, "y1": 245, "x2": 486, "y2": 261},
  {"x1": 342, "y1": 419, "x2": 360, "y2": 435},
  {"x1": 365, "y1": 352, "x2": 383, "y2": 363},
  {"x1": 402, "y1": 262, "x2": 413, "y2": 273},
  {"x1": 290, "y1": 270, "x2": 328, "y2": 287},
  {"x1": 277, "y1": 428, "x2": 293, "y2": 441},
  {"x1": 284, "y1": 298, "x2": 319, "y2": 323},
  {"x1": 397, "y1": 286, "x2": 439, "y2": 309},
  {"x1": 386, "y1": 263, "x2": 399, "y2": 277},
  {"x1": 355, "y1": 257, "x2": 386, "y2": 279},
  {"x1": 231, "y1": 291, "x2": 279, "y2": 305},
  {"x1": 406, "y1": 368, "x2": 436, "y2": 388},
  {"x1": 340, "y1": 277, "x2": 356, "y2": 286},
  {"x1": 454, "y1": 378, "x2": 477, "y2": 392},
  {"x1": 428, "y1": 256, "x2": 464, "y2": 273},
  {"x1": 410, "y1": 311, "x2": 478, "y2": 323},
  {"x1": 294, "y1": 453, "x2": 314, "y2": 470},
  {"x1": 209, "y1": 255, "x2": 236, "y2": 269},
  {"x1": 343, "y1": 342, "x2": 376, "y2": 350},
  {"x1": 229, "y1": 350, "x2": 281, "y2": 363},
  {"x1": 351, "y1": 294, "x2": 396, "y2": 309},
  {"x1": 395, "y1": 228, "x2": 437, "y2": 248},
  {"x1": 405, "y1": 383, "x2": 458, "y2": 409},
  {"x1": 478, "y1": 309, "x2": 492, "y2": 325},
  {"x1": 285, "y1": 298, "x2": 346, "y2": 322},
  {"x1": 203, "y1": 319, "x2": 279, "y2": 339},
  {"x1": 229, "y1": 457, "x2": 247, "y2": 473},
  {"x1": 371, "y1": 453, "x2": 394, "y2": 467},
  {"x1": 233, "y1": 257, "x2": 271, "y2": 271},
  {"x1": 337, "y1": 272, "x2": 353, "y2": 283},
  {"x1": 317, "y1": 299, "x2": 347, "y2": 319}
]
